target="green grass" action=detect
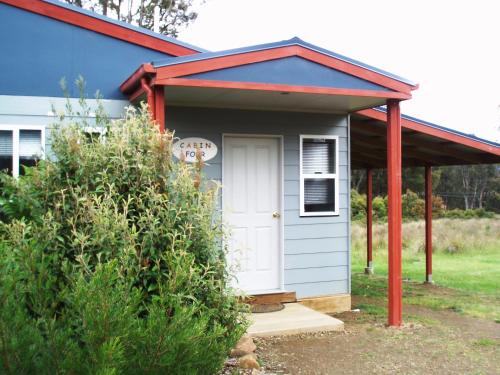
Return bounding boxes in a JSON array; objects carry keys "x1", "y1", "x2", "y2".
[{"x1": 351, "y1": 218, "x2": 500, "y2": 321}]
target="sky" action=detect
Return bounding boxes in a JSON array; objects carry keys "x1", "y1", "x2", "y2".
[{"x1": 178, "y1": 0, "x2": 500, "y2": 143}]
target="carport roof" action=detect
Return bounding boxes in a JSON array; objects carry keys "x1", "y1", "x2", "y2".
[{"x1": 351, "y1": 108, "x2": 500, "y2": 170}]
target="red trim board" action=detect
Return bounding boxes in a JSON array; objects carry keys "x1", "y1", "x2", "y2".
[{"x1": 155, "y1": 78, "x2": 412, "y2": 100}]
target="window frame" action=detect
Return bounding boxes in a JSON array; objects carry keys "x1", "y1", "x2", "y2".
[
  {"x1": 299, "y1": 134, "x2": 340, "y2": 217},
  {"x1": 0, "y1": 125, "x2": 45, "y2": 178}
]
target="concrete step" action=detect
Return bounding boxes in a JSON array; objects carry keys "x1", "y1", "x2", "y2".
[{"x1": 247, "y1": 302, "x2": 344, "y2": 337}]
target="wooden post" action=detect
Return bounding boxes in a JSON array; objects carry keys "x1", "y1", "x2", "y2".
[
  {"x1": 365, "y1": 168, "x2": 374, "y2": 275},
  {"x1": 425, "y1": 165, "x2": 433, "y2": 283},
  {"x1": 387, "y1": 99, "x2": 403, "y2": 327},
  {"x1": 154, "y1": 86, "x2": 165, "y2": 133}
]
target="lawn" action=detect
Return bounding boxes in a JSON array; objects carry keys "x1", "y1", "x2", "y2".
[{"x1": 351, "y1": 217, "x2": 500, "y2": 320}]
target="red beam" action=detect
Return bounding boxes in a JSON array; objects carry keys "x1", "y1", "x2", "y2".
[
  {"x1": 1, "y1": 0, "x2": 199, "y2": 56},
  {"x1": 154, "y1": 86, "x2": 165, "y2": 133},
  {"x1": 386, "y1": 99, "x2": 403, "y2": 327},
  {"x1": 425, "y1": 166, "x2": 433, "y2": 283},
  {"x1": 356, "y1": 108, "x2": 500, "y2": 157},
  {"x1": 365, "y1": 168, "x2": 374, "y2": 274},
  {"x1": 140, "y1": 78, "x2": 155, "y2": 119},
  {"x1": 120, "y1": 63, "x2": 155, "y2": 95},
  {"x1": 155, "y1": 78, "x2": 411, "y2": 100}
]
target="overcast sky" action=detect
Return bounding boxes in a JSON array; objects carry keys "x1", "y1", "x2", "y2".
[{"x1": 178, "y1": 0, "x2": 500, "y2": 143}]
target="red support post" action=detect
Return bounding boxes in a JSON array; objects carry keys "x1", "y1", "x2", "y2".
[
  {"x1": 386, "y1": 99, "x2": 403, "y2": 327},
  {"x1": 425, "y1": 165, "x2": 433, "y2": 283},
  {"x1": 140, "y1": 78, "x2": 155, "y2": 119},
  {"x1": 154, "y1": 86, "x2": 165, "y2": 133},
  {"x1": 365, "y1": 168, "x2": 374, "y2": 275}
]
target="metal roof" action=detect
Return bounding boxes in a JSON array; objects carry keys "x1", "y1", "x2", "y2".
[
  {"x1": 372, "y1": 107, "x2": 500, "y2": 148},
  {"x1": 43, "y1": 0, "x2": 208, "y2": 53},
  {"x1": 151, "y1": 37, "x2": 417, "y2": 87}
]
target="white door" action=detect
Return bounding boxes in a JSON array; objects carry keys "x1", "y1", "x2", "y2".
[{"x1": 223, "y1": 136, "x2": 282, "y2": 293}]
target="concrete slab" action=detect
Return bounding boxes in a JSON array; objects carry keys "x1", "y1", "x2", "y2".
[{"x1": 247, "y1": 303, "x2": 344, "y2": 337}]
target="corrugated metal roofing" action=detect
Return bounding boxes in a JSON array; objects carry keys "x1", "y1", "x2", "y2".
[{"x1": 151, "y1": 37, "x2": 417, "y2": 87}]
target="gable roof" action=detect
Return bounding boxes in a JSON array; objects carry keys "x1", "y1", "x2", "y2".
[
  {"x1": 152, "y1": 37, "x2": 418, "y2": 89},
  {"x1": 1, "y1": 0, "x2": 206, "y2": 56},
  {"x1": 122, "y1": 37, "x2": 418, "y2": 102}
]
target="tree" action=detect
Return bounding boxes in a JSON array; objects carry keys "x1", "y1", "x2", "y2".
[{"x1": 64, "y1": 0, "x2": 199, "y2": 37}]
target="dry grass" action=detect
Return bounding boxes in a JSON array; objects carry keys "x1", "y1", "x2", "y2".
[{"x1": 352, "y1": 217, "x2": 500, "y2": 256}]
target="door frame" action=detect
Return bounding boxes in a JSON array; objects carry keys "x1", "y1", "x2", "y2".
[{"x1": 222, "y1": 133, "x2": 285, "y2": 295}]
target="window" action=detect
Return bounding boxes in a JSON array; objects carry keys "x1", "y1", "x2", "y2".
[
  {"x1": 82, "y1": 126, "x2": 106, "y2": 143},
  {"x1": 0, "y1": 126, "x2": 45, "y2": 178},
  {"x1": 299, "y1": 134, "x2": 339, "y2": 216}
]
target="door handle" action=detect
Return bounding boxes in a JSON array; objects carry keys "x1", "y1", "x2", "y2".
[{"x1": 272, "y1": 212, "x2": 281, "y2": 218}]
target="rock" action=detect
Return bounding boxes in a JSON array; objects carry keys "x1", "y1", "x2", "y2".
[
  {"x1": 235, "y1": 335, "x2": 257, "y2": 353},
  {"x1": 238, "y1": 353, "x2": 260, "y2": 369},
  {"x1": 230, "y1": 348, "x2": 249, "y2": 358}
]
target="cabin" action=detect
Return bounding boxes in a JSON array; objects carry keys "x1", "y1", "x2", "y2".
[{"x1": 1, "y1": 0, "x2": 499, "y2": 326}]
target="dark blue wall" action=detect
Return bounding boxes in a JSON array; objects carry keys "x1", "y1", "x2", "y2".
[
  {"x1": 0, "y1": 3, "x2": 173, "y2": 99},
  {"x1": 183, "y1": 56, "x2": 391, "y2": 91}
]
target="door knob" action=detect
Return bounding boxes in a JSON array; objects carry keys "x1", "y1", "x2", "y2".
[{"x1": 272, "y1": 212, "x2": 281, "y2": 218}]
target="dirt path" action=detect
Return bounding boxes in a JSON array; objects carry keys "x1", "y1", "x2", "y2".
[{"x1": 255, "y1": 297, "x2": 500, "y2": 375}]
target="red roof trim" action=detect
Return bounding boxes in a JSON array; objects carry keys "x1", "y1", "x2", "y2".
[
  {"x1": 154, "y1": 45, "x2": 416, "y2": 94},
  {"x1": 357, "y1": 108, "x2": 500, "y2": 156},
  {"x1": 155, "y1": 77, "x2": 412, "y2": 100},
  {"x1": 1, "y1": 0, "x2": 199, "y2": 56}
]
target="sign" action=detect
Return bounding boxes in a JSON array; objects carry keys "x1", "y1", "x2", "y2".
[{"x1": 173, "y1": 137, "x2": 218, "y2": 163}]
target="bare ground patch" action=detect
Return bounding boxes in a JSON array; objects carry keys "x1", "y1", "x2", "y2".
[{"x1": 254, "y1": 296, "x2": 500, "y2": 375}]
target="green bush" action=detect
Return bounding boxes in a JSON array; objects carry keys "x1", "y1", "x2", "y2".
[
  {"x1": 444, "y1": 208, "x2": 495, "y2": 219},
  {"x1": 0, "y1": 103, "x2": 246, "y2": 374},
  {"x1": 402, "y1": 189, "x2": 425, "y2": 220},
  {"x1": 350, "y1": 189, "x2": 366, "y2": 221}
]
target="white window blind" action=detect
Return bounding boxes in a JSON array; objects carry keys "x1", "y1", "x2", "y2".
[
  {"x1": 302, "y1": 139, "x2": 336, "y2": 174},
  {"x1": 300, "y1": 135, "x2": 339, "y2": 216},
  {"x1": 20, "y1": 130, "x2": 42, "y2": 158},
  {"x1": 0, "y1": 130, "x2": 13, "y2": 156}
]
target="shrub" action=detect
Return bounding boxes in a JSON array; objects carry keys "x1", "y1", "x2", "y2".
[
  {"x1": 0, "y1": 103, "x2": 247, "y2": 374},
  {"x1": 350, "y1": 189, "x2": 366, "y2": 221},
  {"x1": 402, "y1": 189, "x2": 425, "y2": 220},
  {"x1": 372, "y1": 196, "x2": 387, "y2": 220}
]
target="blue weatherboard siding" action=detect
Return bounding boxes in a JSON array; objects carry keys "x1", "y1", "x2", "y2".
[
  {"x1": 167, "y1": 107, "x2": 350, "y2": 299},
  {"x1": 0, "y1": 3, "x2": 173, "y2": 99},
  {"x1": 182, "y1": 56, "x2": 391, "y2": 91}
]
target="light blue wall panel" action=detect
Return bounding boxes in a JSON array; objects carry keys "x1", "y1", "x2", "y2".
[
  {"x1": 167, "y1": 107, "x2": 351, "y2": 298},
  {"x1": 285, "y1": 237, "x2": 350, "y2": 255},
  {"x1": 287, "y1": 280, "x2": 349, "y2": 298},
  {"x1": 285, "y1": 252, "x2": 348, "y2": 269}
]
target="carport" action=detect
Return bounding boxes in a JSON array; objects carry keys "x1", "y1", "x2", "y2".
[{"x1": 351, "y1": 107, "x2": 500, "y2": 299}]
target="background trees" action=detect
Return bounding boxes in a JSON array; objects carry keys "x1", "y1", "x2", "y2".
[
  {"x1": 352, "y1": 164, "x2": 500, "y2": 214},
  {"x1": 64, "y1": 0, "x2": 200, "y2": 37}
]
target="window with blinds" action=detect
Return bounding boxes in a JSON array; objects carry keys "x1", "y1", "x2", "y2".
[
  {"x1": 0, "y1": 126, "x2": 44, "y2": 178},
  {"x1": 300, "y1": 135, "x2": 339, "y2": 216},
  {"x1": 0, "y1": 130, "x2": 13, "y2": 175},
  {"x1": 19, "y1": 129, "x2": 43, "y2": 175}
]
